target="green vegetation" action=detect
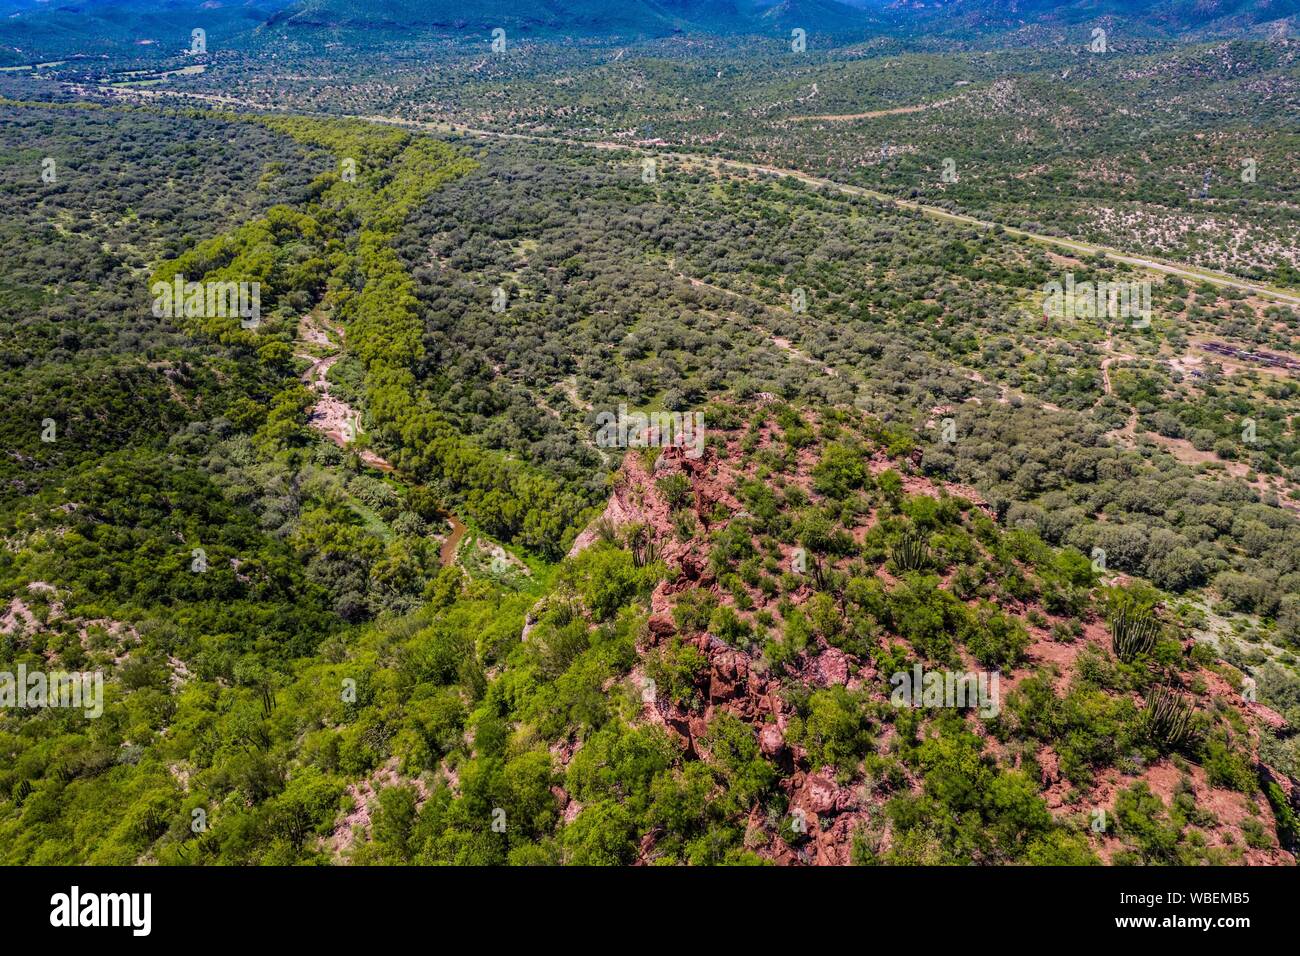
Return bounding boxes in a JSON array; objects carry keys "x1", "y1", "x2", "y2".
[{"x1": 1, "y1": 23, "x2": 1297, "y2": 866}]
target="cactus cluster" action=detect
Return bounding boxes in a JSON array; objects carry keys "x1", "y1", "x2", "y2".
[
  {"x1": 891, "y1": 529, "x2": 929, "y2": 573},
  {"x1": 1142, "y1": 685, "x2": 1198, "y2": 751},
  {"x1": 809, "y1": 553, "x2": 830, "y2": 591},
  {"x1": 625, "y1": 523, "x2": 660, "y2": 568},
  {"x1": 1110, "y1": 606, "x2": 1159, "y2": 663}
]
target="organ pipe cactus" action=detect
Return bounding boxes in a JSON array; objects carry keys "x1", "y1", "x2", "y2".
[
  {"x1": 1110, "y1": 606, "x2": 1159, "y2": 663},
  {"x1": 625, "y1": 523, "x2": 659, "y2": 568},
  {"x1": 1142, "y1": 684, "x2": 1197, "y2": 751},
  {"x1": 890, "y1": 529, "x2": 929, "y2": 573}
]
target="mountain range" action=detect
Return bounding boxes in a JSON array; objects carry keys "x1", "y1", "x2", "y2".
[{"x1": 1, "y1": 0, "x2": 1296, "y2": 60}]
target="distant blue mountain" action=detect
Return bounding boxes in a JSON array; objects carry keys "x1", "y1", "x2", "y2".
[
  {"x1": 260, "y1": 0, "x2": 880, "y2": 34},
  {"x1": 0, "y1": 0, "x2": 1293, "y2": 61},
  {"x1": 872, "y1": 0, "x2": 1298, "y2": 32}
]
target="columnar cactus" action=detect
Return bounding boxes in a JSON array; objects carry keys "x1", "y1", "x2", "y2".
[
  {"x1": 891, "y1": 529, "x2": 929, "y2": 573},
  {"x1": 1110, "y1": 606, "x2": 1159, "y2": 663},
  {"x1": 1142, "y1": 684, "x2": 1197, "y2": 750}
]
